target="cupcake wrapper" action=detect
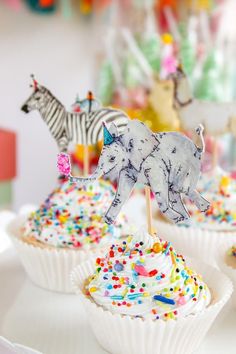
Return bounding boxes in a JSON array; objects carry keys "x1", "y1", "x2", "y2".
[
  {"x1": 7, "y1": 216, "x2": 107, "y2": 293},
  {"x1": 71, "y1": 258, "x2": 232, "y2": 354},
  {"x1": 217, "y1": 237, "x2": 236, "y2": 309},
  {"x1": 155, "y1": 220, "x2": 236, "y2": 267}
]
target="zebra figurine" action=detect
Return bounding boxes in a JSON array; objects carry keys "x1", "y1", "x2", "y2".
[{"x1": 21, "y1": 75, "x2": 128, "y2": 152}]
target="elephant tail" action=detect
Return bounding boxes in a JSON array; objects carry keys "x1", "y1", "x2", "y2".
[{"x1": 195, "y1": 124, "x2": 205, "y2": 153}]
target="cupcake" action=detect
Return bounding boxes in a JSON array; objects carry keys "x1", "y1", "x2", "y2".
[
  {"x1": 156, "y1": 168, "x2": 236, "y2": 265},
  {"x1": 217, "y1": 238, "x2": 236, "y2": 308},
  {"x1": 185, "y1": 168, "x2": 236, "y2": 231},
  {"x1": 225, "y1": 245, "x2": 236, "y2": 268},
  {"x1": 8, "y1": 178, "x2": 132, "y2": 293},
  {"x1": 71, "y1": 229, "x2": 232, "y2": 354}
]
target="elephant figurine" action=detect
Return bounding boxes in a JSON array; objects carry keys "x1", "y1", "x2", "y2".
[{"x1": 59, "y1": 119, "x2": 210, "y2": 224}]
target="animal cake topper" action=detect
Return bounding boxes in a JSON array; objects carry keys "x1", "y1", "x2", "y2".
[
  {"x1": 57, "y1": 119, "x2": 210, "y2": 225},
  {"x1": 169, "y1": 65, "x2": 236, "y2": 137},
  {"x1": 21, "y1": 75, "x2": 128, "y2": 152}
]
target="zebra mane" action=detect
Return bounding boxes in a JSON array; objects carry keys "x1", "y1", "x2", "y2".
[{"x1": 39, "y1": 85, "x2": 65, "y2": 109}]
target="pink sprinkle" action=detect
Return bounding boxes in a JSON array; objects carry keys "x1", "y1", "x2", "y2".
[
  {"x1": 57, "y1": 153, "x2": 71, "y2": 176},
  {"x1": 134, "y1": 264, "x2": 149, "y2": 277},
  {"x1": 178, "y1": 297, "x2": 186, "y2": 306}
]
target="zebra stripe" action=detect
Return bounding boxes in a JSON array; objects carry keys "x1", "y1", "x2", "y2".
[{"x1": 31, "y1": 85, "x2": 128, "y2": 152}]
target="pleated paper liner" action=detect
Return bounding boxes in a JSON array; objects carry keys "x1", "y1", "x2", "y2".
[
  {"x1": 71, "y1": 258, "x2": 232, "y2": 354},
  {"x1": 7, "y1": 215, "x2": 109, "y2": 293},
  {"x1": 154, "y1": 219, "x2": 236, "y2": 267},
  {"x1": 217, "y1": 236, "x2": 236, "y2": 308}
]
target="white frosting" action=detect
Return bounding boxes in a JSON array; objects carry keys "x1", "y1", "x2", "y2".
[
  {"x1": 22, "y1": 179, "x2": 131, "y2": 249},
  {"x1": 87, "y1": 229, "x2": 211, "y2": 320}
]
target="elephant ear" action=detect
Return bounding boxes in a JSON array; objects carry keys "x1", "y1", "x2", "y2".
[
  {"x1": 107, "y1": 122, "x2": 119, "y2": 138},
  {"x1": 123, "y1": 119, "x2": 159, "y2": 171}
]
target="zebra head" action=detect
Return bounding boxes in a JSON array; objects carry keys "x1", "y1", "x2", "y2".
[{"x1": 21, "y1": 76, "x2": 49, "y2": 114}]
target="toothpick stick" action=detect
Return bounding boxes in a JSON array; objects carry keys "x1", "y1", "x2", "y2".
[
  {"x1": 145, "y1": 186, "x2": 155, "y2": 236},
  {"x1": 212, "y1": 137, "x2": 218, "y2": 171},
  {"x1": 83, "y1": 145, "x2": 89, "y2": 176}
]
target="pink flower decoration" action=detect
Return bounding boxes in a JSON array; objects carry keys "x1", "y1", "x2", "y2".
[{"x1": 57, "y1": 153, "x2": 71, "y2": 176}]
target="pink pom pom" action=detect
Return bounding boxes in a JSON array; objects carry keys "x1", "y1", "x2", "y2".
[{"x1": 57, "y1": 153, "x2": 71, "y2": 176}]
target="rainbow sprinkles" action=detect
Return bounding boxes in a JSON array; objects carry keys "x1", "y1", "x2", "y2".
[{"x1": 86, "y1": 230, "x2": 211, "y2": 321}]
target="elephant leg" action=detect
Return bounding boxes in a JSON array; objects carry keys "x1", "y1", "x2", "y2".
[
  {"x1": 148, "y1": 171, "x2": 184, "y2": 223},
  {"x1": 105, "y1": 169, "x2": 136, "y2": 224},
  {"x1": 186, "y1": 189, "x2": 210, "y2": 212},
  {"x1": 169, "y1": 190, "x2": 189, "y2": 221}
]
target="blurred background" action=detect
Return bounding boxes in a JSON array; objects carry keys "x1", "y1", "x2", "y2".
[{"x1": 1, "y1": 0, "x2": 236, "y2": 210}]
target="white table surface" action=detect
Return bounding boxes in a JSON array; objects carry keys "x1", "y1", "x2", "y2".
[{"x1": 0, "y1": 201, "x2": 235, "y2": 354}]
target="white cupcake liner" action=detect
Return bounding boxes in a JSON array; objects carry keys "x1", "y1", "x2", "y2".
[
  {"x1": 155, "y1": 220, "x2": 236, "y2": 267},
  {"x1": 217, "y1": 236, "x2": 236, "y2": 309},
  {"x1": 71, "y1": 258, "x2": 232, "y2": 354},
  {"x1": 7, "y1": 215, "x2": 108, "y2": 294}
]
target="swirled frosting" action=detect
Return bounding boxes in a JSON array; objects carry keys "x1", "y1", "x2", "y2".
[
  {"x1": 22, "y1": 179, "x2": 131, "y2": 249},
  {"x1": 86, "y1": 229, "x2": 211, "y2": 320}
]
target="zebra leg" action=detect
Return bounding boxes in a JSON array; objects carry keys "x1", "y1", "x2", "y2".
[{"x1": 57, "y1": 136, "x2": 69, "y2": 153}]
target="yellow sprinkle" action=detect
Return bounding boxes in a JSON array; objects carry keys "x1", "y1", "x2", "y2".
[
  {"x1": 58, "y1": 215, "x2": 67, "y2": 223},
  {"x1": 122, "y1": 288, "x2": 128, "y2": 297},
  {"x1": 143, "y1": 292, "x2": 150, "y2": 297},
  {"x1": 171, "y1": 251, "x2": 177, "y2": 266},
  {"x1": 89, "y1": 287, "x2": 98, "y2": 293},
  {"x1": 120, "y1": 277, "x2": 125, "y2": 284},
  {"x1": 220, "y1": 176, "x2": 230, "y2": 188},
  {"x1": 153, "y1": 242, "x2": 162, "y2": 253},
  {"x1": 127, "y1": 236, "x2": 132, "y2": 243}
]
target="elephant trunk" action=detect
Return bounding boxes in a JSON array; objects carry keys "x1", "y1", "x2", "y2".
[{"x1": 69, "y1": 165, "x2": 103, "y2": 187}]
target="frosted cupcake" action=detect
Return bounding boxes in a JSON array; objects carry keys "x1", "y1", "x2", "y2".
[
  {"x1": 156, "y1": 168, "x2": 236, "y2": 265},
  {"x1": 225, "y1": 245, "x2": 236, "y2": 268},
  {"x1": 217, "y1": 239, "x2": 236, "y2": 308},
  {"x1": 8, "y1": 179, "x2": 131, "y2": 293},
  {"x1": 71, "y1": 229, "x2": 232, "y2": 354},
  {"x1": 185, "y1": 168, "x2": 236, "y2": 231},
  {"x1": 22, "y1": 179, "x2": 128, "y2": 249}
]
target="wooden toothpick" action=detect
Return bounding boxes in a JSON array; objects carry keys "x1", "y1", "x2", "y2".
[
  {"x1": 145, "y1": 186, "x2": 155, "y2": 236},
  {"x1": 83, "y1": 145, "x2": 89, "y2": 176}
]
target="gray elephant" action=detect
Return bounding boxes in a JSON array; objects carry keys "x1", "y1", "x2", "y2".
[{"x1": 69, "y1": 119, "x2": 210, "y2": 224}]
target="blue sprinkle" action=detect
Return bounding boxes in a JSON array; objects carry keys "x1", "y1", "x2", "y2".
[
  {"x1": 114, "y1": 263, "x2": 124, "y2": 272},
  {"x1": 164, "y1": 242, "x2": 171, "y2": 255},
  {"x1": 107, "y1": 284, "x2": 112, "y2": 290},
  {"x1": 110, "y1": 295, "x2": 124, "y2": 300},
  {"x1": 128, "y1": 293, "x2": 142, "y2": 300},
  {"x1": 153, "y1": 295, "x2": 175, "y2": 305}
]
